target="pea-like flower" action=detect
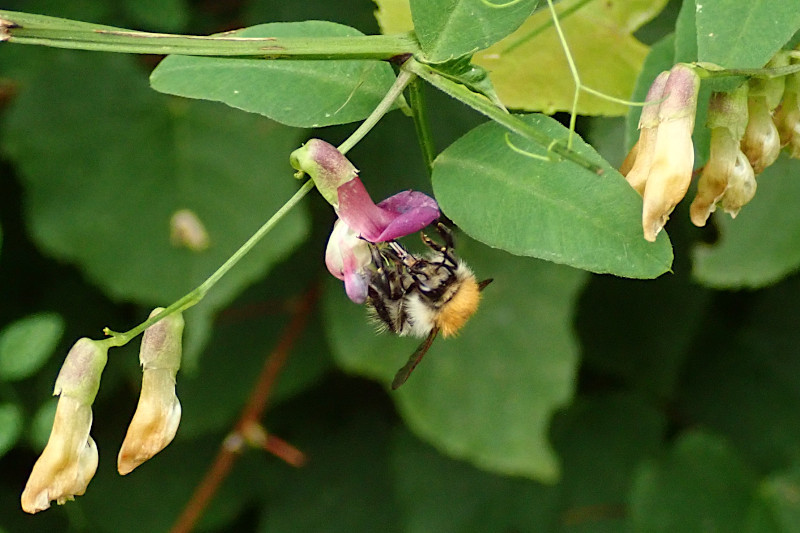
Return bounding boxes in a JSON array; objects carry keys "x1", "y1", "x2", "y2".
[
  {"x1": 291, "y1": 139, "x2": 440, "y2": 303},
  {"x1": 639, "y1": 64, "x2": 701, "y2": 241},
  {"x1": 118, "y1": 308, "x2": 184, "y2": 475},
  {"x1": 690, "y1": 87, "x2": 751, "y2": 226},
  {"x1": 21, "y1": 338, "x2": 108, "y2": 514}
]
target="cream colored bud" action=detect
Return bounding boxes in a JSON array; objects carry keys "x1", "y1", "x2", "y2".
[
  {"x1": 774, "y1": 72, "x2": 800, "y2": 149},
  {"x1": 718, "y1": 156, "x2": 757, "y2": 217},
  {"x1": 117, "y1": 369, "x2": 181, "y2": 475},
  {"x1": 21, "y1": 397, "x2": 99, "y2": 513},
  {"x1": 170, "y1": 209, "x2": 210, "y2": 252},
  {"x1": 21, "y1": 338, "x2": 107, "y2": 513},
  {"x1": 117, "y1": 309, "x2": 183, "y2": 475},
  {"x1": 639, "y1": 65, "x2": 700, "y2": 241},
  {"x1": 690, "y1": 128, "x2": 741, "y2": 226},
  {"x1": 623, "y1": 71, "x2": 670, "y2": 195},
  {"x1": 742, "y1": 95, "x2": 781, "y2": 174}
]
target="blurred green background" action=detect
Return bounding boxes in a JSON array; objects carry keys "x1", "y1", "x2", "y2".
[{"x1": 3, "y1": 0, "x2": 800, "y2": 531}]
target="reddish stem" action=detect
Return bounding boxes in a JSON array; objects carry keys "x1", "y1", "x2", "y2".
[{"x1": 169, "y1": 286, "x2": 318, "y2": 533}]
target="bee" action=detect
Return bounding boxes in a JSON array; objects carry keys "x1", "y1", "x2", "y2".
[{"x1": 366, "y1": 223, "x2": 492, "y2": 389}]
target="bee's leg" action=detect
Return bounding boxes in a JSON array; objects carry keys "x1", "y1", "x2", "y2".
[
  {"x1": 367, "y1": 286, "x2": 400, "y2": 334},
  {"x1": 368, "y1": 245, "x2": 394, "y2": 298},
  {"x1": 422, "y1": 223, "x2": 457, "y2": 267}
]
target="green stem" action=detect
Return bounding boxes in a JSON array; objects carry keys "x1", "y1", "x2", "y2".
[
  {"x1": 0, "y1": 9, "x2": 418, "y2": 59},
  {"x1": 338, "y1": 68, "x2": 415, "y2": 154},
  {"x1": 104, "y1": 180, "x2": 316, "y2": 346},
  {"x1": 104, "y1": 68, "x2": 413, "y2": 346},
  {"x1": 406, "y1": 77, "x2": 437, "y2": 173},
  {"x1": 402, "y1": 58, "x2": 604, "y2": 174},
  {"x1": 695, "y1": 62, "x2": 800, "y2": 80}
]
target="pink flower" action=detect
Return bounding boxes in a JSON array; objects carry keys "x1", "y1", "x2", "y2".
[
  {"x1": 326, "y1": 178, "x2": 440, "y2": 303},
  {"x1": 291, "y1": 138, "x2": 440, "y2": 303}
]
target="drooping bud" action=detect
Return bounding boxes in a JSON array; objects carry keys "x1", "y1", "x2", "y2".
[
  {"x1": 622, "y1": 71, "x2": 670, "y2": 195},
  {"x1": 289, "y1": 139, "x2": 358, "y2": 207},
  {"x1": 775, "y1": 69, "x2": 800, "y2": 158},
  {"x1": 170, "y1": 209, "x2": 210, "y2": 252},
  {"x1": 717, "y1": 156, "x2": 757, "y2": 218},
  {"x1": 21, "y1": 338, "x2": 108, "y2": 513},
  {"x1": 641, "y1": 64, "x2": 701, "y2": 241},
  {"x1": 117, "y1": 309, "x2": 184, "y2": 475},
  {"x1": 742, "y1": 91, "x2": 781, "y2": 174},
  {"x1": 690, "y1": 86, "x2": 750, "y2": 226}
]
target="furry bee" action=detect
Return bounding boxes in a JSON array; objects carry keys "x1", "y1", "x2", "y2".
[{"x1": 366, "y1": 223, "x2": 491, "y2": 388}]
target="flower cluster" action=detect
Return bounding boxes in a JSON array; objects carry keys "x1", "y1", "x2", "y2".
[
  {"x1": 21, "y1": 310, "x2": 184, "y2": 513},
  {"x1": 290, "y1": 139, "x2": 440, "y2": 303},
  {"x1": 624, "y1": 54, "x2": 800, "y2": 239}
]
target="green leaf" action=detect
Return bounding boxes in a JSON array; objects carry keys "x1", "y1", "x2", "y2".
[
  {"x1": 679, "y1": 276, "x2": 800, "y2": 472},
  {"x1": 475, "y1": 0, "x2": 669, "y2": 116},
  {"x1": 29, "y1": 398, "x2": 57, "y2": 450},
  {"x1": 673, "y1": 0, "x2": 697, "y2": 63},
  {"x1": 747, "y1": 465, "x2": 800, "y2": 533},
  {"x1": 0, "y1": 313, "x2": 64, "y2": 381},
  {"x1": 2, "y1": 53, "x2": 309, "y2": 362},
  {"x1": 432, "y1": 114, "x2": 673, "y2": 278},
  {"x1": 257, "y1": 410, "x2": 402, "y2": 532},
  {"x1": 409, "y1": 0, "x2": 539, "y2": 63},
  {"x1": 692, "y1": 155, "x2": 800, "y2": 289},
  {"x1": 391, "y1": 429, "x2": 559, "y2": 532},
  {"x1": 695, "y1": 1, "x2": 800, "y2": 68},
  {"x1": 0, "y1": 403, "x2": 23, "y2": 458},
  {"x1": 551, "y1": 393, "x2": 666, "y2": 531},
  {"x1": 378, "y1": 0, "x2": 669, "y2": 115},
  {"x1": 326, "y1": 235, "x2": 587, "y2": 481},
  {"x1": 630, "y1": 431, "x2": 757, "y2": 533},
  {"x1": 150, "y1": 22, "x2": 398, "y2": 128}
]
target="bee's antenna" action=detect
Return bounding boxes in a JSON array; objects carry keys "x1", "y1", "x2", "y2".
[{"x1": 391, "y1": 328, "x2": 439, "y2": 389}]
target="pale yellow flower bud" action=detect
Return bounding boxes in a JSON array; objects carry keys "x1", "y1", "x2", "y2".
[
  {"x1": 170, "y1": 209, "x2": 210, "y2": 252},
  {"x1": 718, "y1": 157, "x2": 757, "y2": 218},
  {"x1": 117, "y1": 309, "x2": 184, "y2": 475},
  {"x1": 21, "y1": 397, "x2": 98, "y2": 513},
  {"x1": 690, "y1": 87, "x2": 751, "y2": 226},
  {"x1": 690, "y1": 128, "x2": 740, "y2": 226},
  {"x1": 641, "y1": 65, "x2": 700, "y2": 241},
  {"x1": 741, "y1": 95, "x2": 780, "y2": 174},
  {"x1": 21, "y1": 338, "x2": 108, "y2": 513},
  {"x1": 774, "y1": 71, "x2": 800, "y2": 156},
  {"x1": 623, "y1": 71, "x2": 670, "y2": 195}
]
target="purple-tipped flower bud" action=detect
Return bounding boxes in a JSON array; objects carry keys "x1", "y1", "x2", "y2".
[
  {"x1": 118, "y1": 309, "x2": 184, "y2": 475},
  {"x1": 690, "y1": 87, "x2": 751, "y2": 226},
  {"x1": 623, "y1": 71, "x2": 670, "y2": 195},
  {"x1": 290, "y1": 139, "x2": 358, "y2": 207},
  {"x1": 641, "y1": 64, "x2": 701, "y2": 241},
  {"x1": 21, "y1": 338, "x2": 108, "y2": 513}
]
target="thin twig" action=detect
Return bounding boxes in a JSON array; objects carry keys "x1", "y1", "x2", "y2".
[{"x1": 169, "y1": 286, "x2": 318, "y2": 533}]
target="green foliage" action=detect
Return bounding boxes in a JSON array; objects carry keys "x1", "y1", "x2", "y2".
[
  {"x1": 692, "y1": 156, "x2": 800, "y2": 288},
  {"x1": 0, "y1": 313, "x2": 64, "y2": 381},
  {"x1": 409, "y1": 0, "x2": 538, "y2": 63},
  {"x1": 151, "y1": 22, "x2": 399, "y2": 128},
  {"x1": 432, "y1": 114, "x2": 673, "y2": 278},
  {"x1": 3, "y1": 0, "x2": 800, "y2": 531}
]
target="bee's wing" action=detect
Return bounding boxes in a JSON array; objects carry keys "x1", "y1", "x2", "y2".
[{"x1": 391, "y1": 328, "x2": 439, "y2": 390}]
